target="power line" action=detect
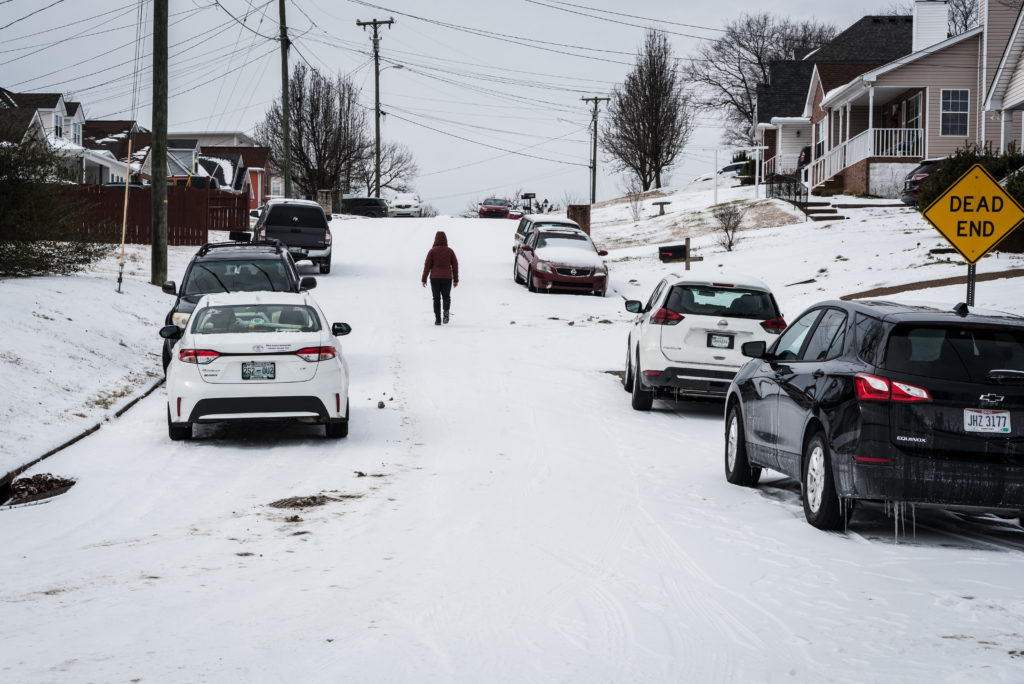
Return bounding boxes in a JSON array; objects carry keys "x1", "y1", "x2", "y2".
[
  {"x1": 210, "y1": 0, "x2": 278, "y2": 40},
  {"x1": 523, "y1": 0, "x2": 723, "y2": 38},
  {"x1": 535, "y1": 0, "x2": 726, "y2": 33},
  {"x1": 0, "y1": 0, "x2": 66, "y2": 33}
]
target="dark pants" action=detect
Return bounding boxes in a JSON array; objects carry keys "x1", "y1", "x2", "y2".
[{"x1": 430, "y1": 278, "x2": 452, "y2": 319}]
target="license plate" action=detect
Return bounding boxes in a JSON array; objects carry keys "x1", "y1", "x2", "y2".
[
  {"x1": 289, "y1": 247, "x2": 308, "y2": 256},
  {"x1": 708, "y1": 333, "x2": 734, "y2": 349},
  {"x1": 242, "y1": 361, "x2": 275, "y2": 380},
  {"x1": 964, "y1": 409, "x2": 1011, "y2": 434}
]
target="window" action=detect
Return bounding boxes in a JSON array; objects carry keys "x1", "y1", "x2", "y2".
[
  {"x1": 814, "y1": 119, "x2": 825, "y2": 158},
  {"x1": 941, "y1": 90, "x2": 969, "y2": 136},
  {"x1": 644, "y1": 280, "x2": 667, "y2": 313},
  {"x1": 883, "y1": 324, "x2": 1024, "y2": 382},
  {"x1": 271, "y1": 179, "x2": 282, "y2": 195},
  {"x1": 801, "y1": 309, "x2": 848, "y2": 362},
  {"x1": 72, "y1": 122, "x2": 82, "y2": 145},
  {"x1": 184, "y1": 261, "x2": 292, "y2": 296},
  {"x1": 855, "y1": 313, "x2": 886, "y2": 365},
  {"x1": 664, "y1": 285, "x2": 778, "y2": 320},
  {"x1": 53, "y1": 114, "x2": 63, "y2": 138},
  {"x1": 773, "y1": 310, "x2": 823, "y2": 361},
  {"x1": 906, "y1": 94, "x2": 921, "y2": 131},
  {"x1": 192, "y1": 304, "x2": 321, "y2": 334}
]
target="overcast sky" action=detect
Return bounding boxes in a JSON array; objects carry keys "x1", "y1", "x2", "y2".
[{"x1": 0, "y1": 0, "x2": 897, "y2": 213}]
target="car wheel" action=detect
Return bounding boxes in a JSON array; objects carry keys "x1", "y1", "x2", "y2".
[
  {"x1": 802, "y1": 431, "x2": 844, "y2": 530},
  {"x1": 527, "y1": 267, "x2": 536, "y2": 293},
  {"x1": 630, "y1": 354, "x2": 654, "y2": 411},
  {"x1": 622, "y1": 344, "x2": 633, "y2": 392},
  {"x1": 326, "y1": 400, "x2": 349, "y2": 438},
  {"x1": 319, "y1": 258, "x2": 331, "y2": 275},
  {"x1": 725, "y1": 403, "x2": 761, "y2": 486},
  {"x1": 167, "y1": 408, "x2": 192, "y2": 441}
]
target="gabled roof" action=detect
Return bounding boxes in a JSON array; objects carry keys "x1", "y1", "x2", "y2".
[
  {"x1": 7, "y1": 91, "x2": 63, "y2": 110},
  {"x1": 986, "y1": 6, "x2": 1024, "y2": 109},
  {"x1": 65, "y1": 101, "x2": 83, "y2": 118},
  {"x1": 201, "y1": 145, "x2": 269, "y2": 169},
  {"x1": 756, "y1": 61, "x2": 816, "y2": 123},
  {"x1": 810, "y1": 15, "x2": 913, "y2": 63},
  {"x1": 82, "y1": 120, "x2": 149, "y2": 161},
  {"x1": 0, "y1": 87, "x2": 17, "y2": 108},
  {"x1": 168, "y1": 138, "x2": 199, "y2": 150},
  {"x1": 802, "y1": 62, "x2": 886, "y2": 116},
  {"x1": 199, "y1": 152, "x2": 248, "y2": 192},
  {"x1": 0, "y1": 108, "x2": 43, "y2": 143}
]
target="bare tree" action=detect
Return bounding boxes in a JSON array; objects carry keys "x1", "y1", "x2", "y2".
[
  {"x1": 254, "y1": 63, "x2": 371, "y2": 197},
  {"x1": 602, "y1": 30, "x2": 695, "y2": 191},
  {"x1": 685, "y1": 14, "x2": 836, "y2": 145},
  {"x1": 712, "y1": 203, "x2": 747, "y2": 252},
  {"x1": 881, "y1": 0, "x2": 980, "y2": 35},
  {"x1": 354, "y1": 140, "x2": 419, "y2": 196}
]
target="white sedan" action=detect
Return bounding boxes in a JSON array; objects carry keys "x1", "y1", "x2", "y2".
[
  {"x1": 160, "y1": 291, "x2": 352, "y2": 440},
  {"x1": 388, "y1": 193, "x2": 423, "y2": 217},
  {"x1": 623, "y1": 275, "x2": 787, "y2": 410}
]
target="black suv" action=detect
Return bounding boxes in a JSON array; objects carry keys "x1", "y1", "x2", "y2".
[
  {"x1": 160, "y1": 238, "x2": 317, "y2": 371},
  {"x1": 725, "y1": 300, "x2": 1024, "y2": 530},
  {"x1": 341, "y1": 197, "x2": 388, "y2": 218},
  {"x1": 253, "y1": 199, "x2": 334, "y2": 274}
]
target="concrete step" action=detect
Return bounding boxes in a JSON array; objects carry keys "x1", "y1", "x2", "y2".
[
  {"x1": 805, "y1": 207, "x2": 839, "y2": 215},
  {"x1": 809, "y1": 214, "x2": 846, "y2": 221}
]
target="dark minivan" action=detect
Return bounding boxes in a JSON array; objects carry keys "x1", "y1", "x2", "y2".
[
  {"x1": 253, "y1": 199, "x2": 334, "y2": 274},
  {"x1": 725, "y1": 299, "x2": 1024, "y2": 530},
  {"x1": 341, "y1": 197, "x2": 388, "y2": 218}
]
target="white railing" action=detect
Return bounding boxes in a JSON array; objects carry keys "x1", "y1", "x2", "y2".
[
  {"x1": 802, "y1": 127, "x2": 924, "y2": 188},
  {"x1": 762, "y1": 153, "x2": 801, "y2": 178}
]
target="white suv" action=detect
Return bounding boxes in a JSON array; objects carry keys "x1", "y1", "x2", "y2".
[
  {"x1": 388, "y1": 193, "x2": 423, "y2": 217},
  {"x1": 623, "y1": 275, "x2": 786, "y2": 410}
]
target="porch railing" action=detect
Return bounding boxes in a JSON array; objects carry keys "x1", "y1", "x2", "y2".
[
  {"x1": 762, "y1": 153, "x2": 801, "y2": 178},
  {"x1": 766, "y1": 173, "x2": 808, "y2": 212},
  {"x1": 802, "y1": 127, "x2": 924, "y2": 188}
]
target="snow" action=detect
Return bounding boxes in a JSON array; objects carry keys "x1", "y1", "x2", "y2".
[{"x1": 2, "y1": 183, "x2": 1024, "y2": 681}]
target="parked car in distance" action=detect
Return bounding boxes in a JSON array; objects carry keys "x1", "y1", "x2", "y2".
[
  {"x1": 512, "y1": 215, "x2": 581, "y2": 253},
  {"x1": 160, "y1": 291, "x2": 352, "y2": 441},
  {"x1": 479, "y1": 197, "x2": 510, "y2": 218},
  {"x1": 160, "y1": 238, "x2": 316, "y2": 372},
  {"x1": 901, "y1": 158, "x2": 944, "y2": 206},
  {"x1": 623, "y1": 276, "x2": 786, "y2": 411},
  {"x1": 513, "y1": 226, "x2": 608, "y2": 297},
  {"x1": 693, "y1": 162, "x2": 746, "y2": 182},
  {"x1": 341, "y1": 197, "x2": 388, "y2": 218},
  {"x1": 253, "y1": 198, "x2": 334, "y2": 274},
  {"x1": 249, "y1": 206, "x2": 264, "y2": 229},
  {"x1": 725, "y1": 299, "x2": 1024, "y2": 530},
  {"x1": 388, "y1": 193, "x2": 423, "y2": 217}
]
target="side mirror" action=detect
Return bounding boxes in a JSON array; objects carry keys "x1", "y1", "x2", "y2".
[
  {"x1": 300, "y1": 276, "x2": 317, "y2": 290},
  {"x1": 162, "y1": 280, "x2": 177, "y2": 295},
  {"x1": 326, "y1": 214, "x2": 332, "y2": 222},
  {"x1": 249, "y1": 210, "x2": 260, "y2": 218},
  {"x1": 332, "y1": 322, "x2": 352, "y2": 336},
  {"x1": 160, "y1": 325, "x2": 182, "y2": 340},
  {"x1": 741, "y1": 341, "x2": 767, "y2": 359},
  {"x1": 598, "y1": 250, "x2": 609, "y2": 257},
  {"x1": 228, "y1": 231, "x2": 251, "y2": 242},
  {"x1": 625, "y1": 300, "x2": 642, "y2": 314}
]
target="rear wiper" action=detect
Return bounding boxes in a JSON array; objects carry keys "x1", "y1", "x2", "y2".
[{"x1": 986, "y1": 369, "x2": 1024, "y2": 383}]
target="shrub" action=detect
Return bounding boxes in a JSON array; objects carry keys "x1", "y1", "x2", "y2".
[
  {"x1": 712, "y1": 202, "x2": 746, "y2": 251},
  {"x1": 916, "y1": 144, "x2": 1024, "y2": 211}
]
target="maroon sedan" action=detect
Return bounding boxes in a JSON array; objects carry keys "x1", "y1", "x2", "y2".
[
  {"x1": 513, "y1": 228, "x2": 608, "y2": 296},
  {"x1": 479, "y1": 197, "x2": 510, "y2": 218}
]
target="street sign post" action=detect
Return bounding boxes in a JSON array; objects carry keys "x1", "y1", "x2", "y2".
[{"x1": 922, "y1": 164, "x2": 1024, "y2": 305}]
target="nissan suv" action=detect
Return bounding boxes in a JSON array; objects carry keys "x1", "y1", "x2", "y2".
[
  {"x1": 160, "y1": 238, "x2": 316, "y2": 371},
  {"x1": 253, "y1": 199, "x2": 334, "y2": 273}
]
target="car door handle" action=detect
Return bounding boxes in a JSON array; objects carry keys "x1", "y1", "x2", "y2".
[{"x1": 812, "y1": 370, "x2": 824, "y2": 379}]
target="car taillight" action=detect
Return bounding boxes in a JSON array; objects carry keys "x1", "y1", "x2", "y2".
[
  {"x1": 256, "y1": 226, "x2": 266, "y2": 240},
  {"x1": 855, "y1": 373, "x2": 931, "y2": 402},
  {"x1": 296, "y1": 346, "x2": 337, "y2": 362},
  {"x1": 911, "y1": 173, "x2": 928, "y2": 181},
  {"x1": 179, "y1": 349, "x2": 219, "y2": 365},
  {"x1": 650, "y1": 307, "x2": 683, "y2": 325},
  {"x1": 324, "y1": 228, "x2": 332, "y2": 245},
  {"x1": 760, "y1": 317, "x2": 787, "y2": 334}
]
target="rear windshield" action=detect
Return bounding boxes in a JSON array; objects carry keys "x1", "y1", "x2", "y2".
[
  {"x1": 266, "y1": 206, "x2": 328, "y2": 229},
  {"x1": 884, "y1": 323, "x2": 1024, "y2": 382},
  {"x1": 184, "y1": 260, "x2": 292, "y2": 295},
  {"x1": 665, "y1": 285, "x2": 778, "y2": 319},
  {"x1": 192, "y1": 305, "x2": 321, "y2": 334}
]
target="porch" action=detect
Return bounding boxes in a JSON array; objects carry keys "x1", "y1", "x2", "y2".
[{"x1": 803, "y1": 127, "x2": 924, "y2": 188}]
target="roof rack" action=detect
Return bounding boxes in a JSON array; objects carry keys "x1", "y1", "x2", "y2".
[{"x1": 195, "y1": 238, "x2": 285, "y2": 257}]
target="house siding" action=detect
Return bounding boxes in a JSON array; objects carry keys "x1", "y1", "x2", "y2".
[
  {"x1": 778, "y1": 124, "x2": 808, "y2": 155},
  {"x1": 1005, "y1": 45, "x2": 1024, "y2": 109},
  {"x1": 871, "y1": 34, "x2": 982, "y2": 158}
]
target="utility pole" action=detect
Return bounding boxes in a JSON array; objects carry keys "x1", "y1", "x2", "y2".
[
  {"x1": 151, "y1": 0, "x2": 167, "y2": 286},
  {"x1": 357, "y1": 17, "x2": 394, "y2": 198},
  {"x1": 581, "y1": 96, "x2": 609, "y2": 204},
  {"x1": 279, "y1": 0, "x2": 292, "y2": 199}
]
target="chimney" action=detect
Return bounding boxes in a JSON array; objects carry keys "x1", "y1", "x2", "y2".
[{"x1": 913, "y1": 0, "x2": 949, "y2": 52}]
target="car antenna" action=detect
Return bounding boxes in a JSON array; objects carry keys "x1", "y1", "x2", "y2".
[{"x1": 953, "y1": 302, "x2": 969, "y2": 317}]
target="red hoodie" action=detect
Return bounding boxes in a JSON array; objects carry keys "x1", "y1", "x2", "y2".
[{"x1": 421, "y1": 231, "x2": 459, "y2": 283}]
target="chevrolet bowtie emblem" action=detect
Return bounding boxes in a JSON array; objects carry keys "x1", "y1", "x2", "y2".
[{"x1": 980, "y1": 393, "x2": 1005, "y2": 403}]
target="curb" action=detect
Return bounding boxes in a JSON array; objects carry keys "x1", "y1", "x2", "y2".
[{"x1": 0, "y1": 376, "x2": 165, "y2": 490}]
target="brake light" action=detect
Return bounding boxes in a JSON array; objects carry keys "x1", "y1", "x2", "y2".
[
  {"x1": 324, "y1": 228, "x2": 332, "y2": 246},
  {"x1": 650, "y1": 307, "x2": 683, "y2": 325},
  {"x1": 911, "y1": 173, "x2": 928, "y2": 181},
  {"x1": 296, "y1": 346, "x2": 337, "y2": 362},
  {"x1": 256, "y1": 226, "x2": 266, "y2": 240},
  {"x1": 760, "y1": 317, "x2": 787, "y2": 334},
  {"x1": 179, "y1": 349, "x2": 219, "y2": 365},
  {"x1": 855, "y1": 373, "x2": 931, "y2": 402}
]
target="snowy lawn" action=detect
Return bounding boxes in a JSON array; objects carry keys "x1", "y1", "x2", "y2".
[{"x1": 1, "y1": 191, "x2": 1024, "y2": 681}]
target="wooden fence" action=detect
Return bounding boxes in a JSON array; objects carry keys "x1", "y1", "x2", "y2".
[{"x1": 61, "y1": 185, "x2": 249, "y2": 246}]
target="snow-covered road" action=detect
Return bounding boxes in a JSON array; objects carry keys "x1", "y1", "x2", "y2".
[{"x1": 2, "y1": 217, "x2": 1024, "y2": 682}]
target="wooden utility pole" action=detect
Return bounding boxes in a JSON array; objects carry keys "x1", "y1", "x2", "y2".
[
  {"x1": 357, "y1": 17, "x2": 394, "y2": 198},
  {"x1": 581, "y1": 96, "x2": 609, "y2": 204},
  {"x1": 279, "y1": 0, "x2": 292, "y2": 198},
  {"x1": 151, "y1": 0, "x2": 168, "y2": 285}
]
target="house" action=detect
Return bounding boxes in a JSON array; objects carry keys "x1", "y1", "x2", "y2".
[
  {"x1": 201, "y1": 145, "x2": 270, "y2": 208},
  {"x1": 0, "y1": 106, "x2": 46, "y2": 144},
  {"x1": 794, "y1": 0, "x2": 1024, "y2": 196},
  {"x1": 984, "y1": 1, "x2": 1024, "y2": 151},
  {"x1": 198, "y1": 151, "x2": 249, "y2": 194},
  {"x1": 82, "y1": 119, "x2": 151, "y2": 184},
  {"x1": 755, "y1": 15, "x2": 914, "y2": 181},
  {"x1": 169, "y1": 131, "x2": 257, "y2": 147}
]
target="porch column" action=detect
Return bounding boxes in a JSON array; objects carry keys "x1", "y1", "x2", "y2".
[
  {"x1": 1001, "y1": 110, "x2": 1014, "y2": 153},
  {"x1": 846, "y1": 102, "x2": 851, "y2": 141},
  {"x1": 868, "y1": 87, "x2": 875, "y2": 155}
]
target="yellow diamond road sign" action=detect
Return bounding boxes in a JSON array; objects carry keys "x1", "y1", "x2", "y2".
[{"x1": 922, "y1": 164, "x2": 1024, "y2": 265}]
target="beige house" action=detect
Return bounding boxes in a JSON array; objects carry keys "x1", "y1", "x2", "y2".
[{"x1": 799, "y1": 0, "x2": 1024, "y2": 196}]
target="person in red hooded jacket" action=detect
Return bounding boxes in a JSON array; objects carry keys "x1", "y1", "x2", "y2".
[{"x1": 421, "y1": 230, "x2": 459, "y2": 325}]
